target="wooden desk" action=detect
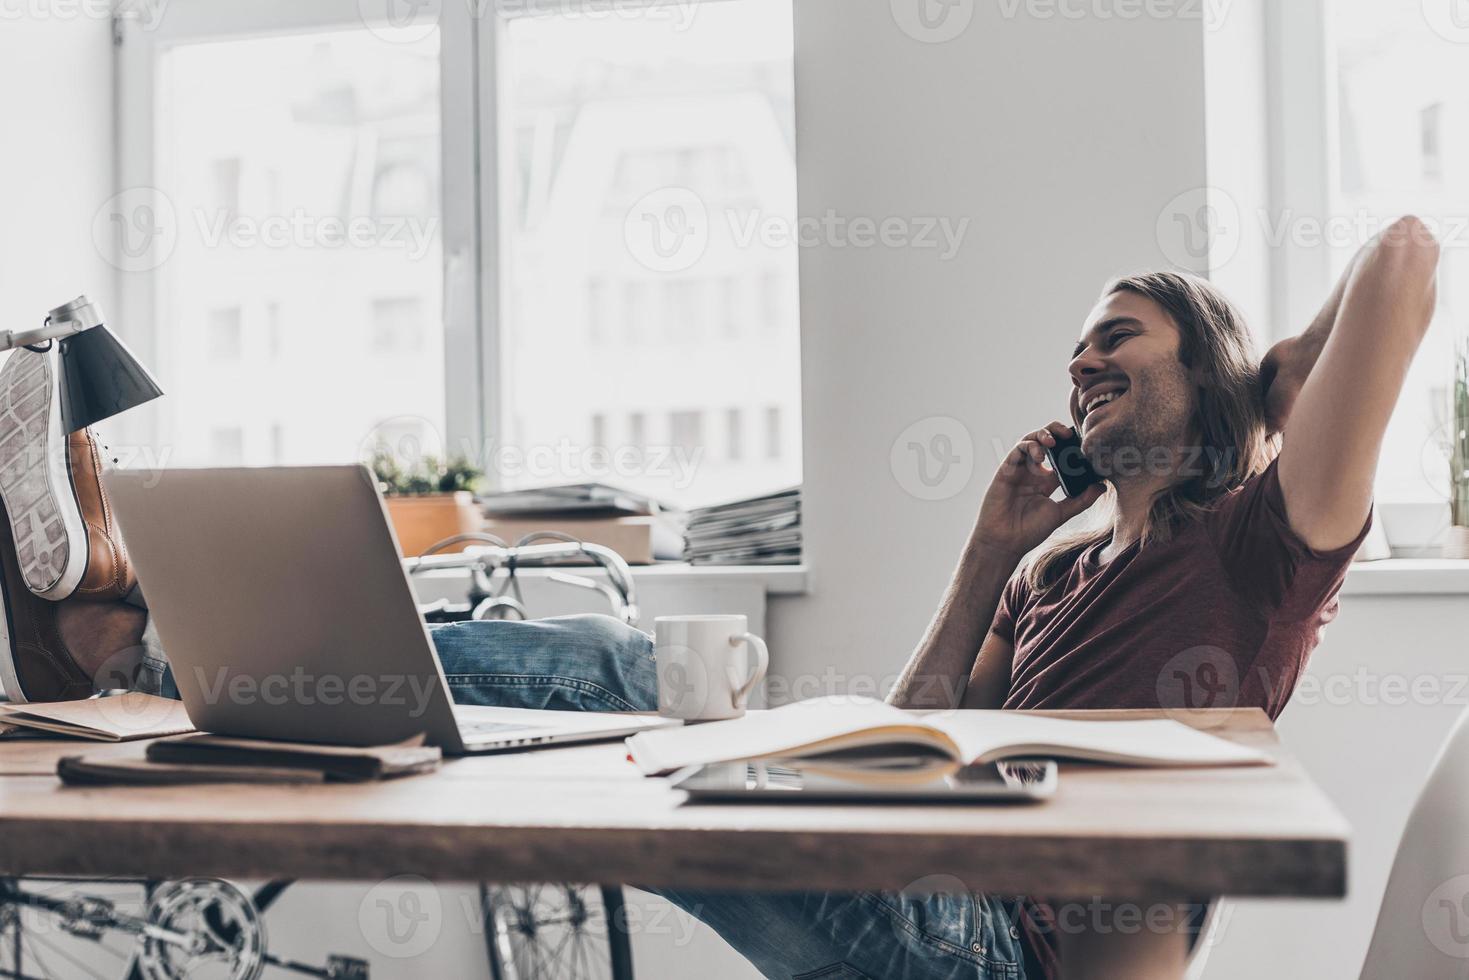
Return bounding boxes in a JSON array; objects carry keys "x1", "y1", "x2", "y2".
[{"x1": 0, "y1": 708, "x2": 1347, "y2": 901}]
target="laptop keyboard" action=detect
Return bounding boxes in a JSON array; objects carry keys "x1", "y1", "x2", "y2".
[{"x1": 457, "y1": 720, "x2": 548, "y2": 738}]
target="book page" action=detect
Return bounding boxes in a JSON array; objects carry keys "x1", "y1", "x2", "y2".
[
  {"x1": 0, "y1": 693, "x2": 194, "y2": 741},
  {"x1": 926, "y1": 711, "x2": 1270, "y2": 767},
  {"x1": 626, "y1": 696, "x2": 957, "y2": 775}
]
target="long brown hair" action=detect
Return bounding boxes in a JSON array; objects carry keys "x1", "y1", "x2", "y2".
[{"x1": 1024, "y1": 271, "x2": 1275, "y2": 592}]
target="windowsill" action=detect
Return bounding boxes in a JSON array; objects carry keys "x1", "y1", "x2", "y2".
[
  {"x1": 411, "y1": 557, "x2": 1467, "y2": 600},
  {"x1": 1342, "y1": 559, "x2": 1469, "y2": 597},
  {"x1": 412, "y1": 562, "x2": 810, "y2": 596}
]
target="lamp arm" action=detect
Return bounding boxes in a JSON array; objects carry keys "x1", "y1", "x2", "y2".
[{"x1": 0, "y1": 296, "x2": 106, "y2": 353}]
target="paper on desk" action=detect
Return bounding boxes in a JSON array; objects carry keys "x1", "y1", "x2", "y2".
[{"x1": 0, "y1": 693, "x2": 194, "y2": 742}]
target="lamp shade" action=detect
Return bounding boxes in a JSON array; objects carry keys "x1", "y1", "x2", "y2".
[{"x1": 56, "y1": 325, "x2": 164, "y2": 433}]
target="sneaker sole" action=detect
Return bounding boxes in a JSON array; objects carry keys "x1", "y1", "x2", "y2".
[{"x1": 0, "y1": 349, "x2": 89, "y2": 603}]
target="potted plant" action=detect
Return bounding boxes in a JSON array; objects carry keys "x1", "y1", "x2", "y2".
[
  {"x1": 1449, "y1": 340, "x2": 1469, "y2": 559},
  {"x1": 370, "y1": 450, "x2": 486, "y2": 556}
]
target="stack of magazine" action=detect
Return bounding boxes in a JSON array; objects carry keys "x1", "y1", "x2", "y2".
[
  {"x1": 683, "y1": 487, "x2": 801, "y2": 566},
  {"x1": 476, "y1": 483, "x2": 684, "y2": 564}
]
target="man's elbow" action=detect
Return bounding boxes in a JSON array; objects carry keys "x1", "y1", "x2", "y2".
[
  {"x1": 1366, "y1": 215, "x2": 1440, "y2": 334},
  {"x1": 1380, "y1": 215, "x2": 1442, "y2": 278}
]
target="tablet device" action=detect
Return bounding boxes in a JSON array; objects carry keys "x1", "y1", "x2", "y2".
[{"x1": 671, "y1": 756, "x2": 1058, "y2": 804}]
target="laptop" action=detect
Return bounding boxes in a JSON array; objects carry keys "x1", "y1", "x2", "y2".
[{"x1": 102, "y1": 466, "x2": 677, "y2": 755}]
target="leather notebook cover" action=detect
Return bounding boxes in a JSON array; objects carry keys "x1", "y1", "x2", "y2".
[{"x1": 145, "y1": 733, "x2": 441, "y2": 781}]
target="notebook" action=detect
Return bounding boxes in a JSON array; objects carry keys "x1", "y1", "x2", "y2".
[
  {"x1": 144, "y1": 733, "x2": 442, "y2": 781},
  {"x1": 0, "y1": 693, "x2": 195, "y2": 742},
  {"x1": 625, "y1": 696, "x2": 1270, "y2": 776},
  {"x1": 57, "y1": 756, "x2": 326, "y2": 787}
]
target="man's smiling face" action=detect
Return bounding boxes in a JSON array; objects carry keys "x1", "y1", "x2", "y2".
[{"x1": 1068, "y1": 290, "x2": 1197, "y2": 463}]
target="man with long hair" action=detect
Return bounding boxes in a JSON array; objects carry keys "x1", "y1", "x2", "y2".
[
  {"x1": 0, "y1": 218, "x2": 1439, "y2": 979},
  {"x1": 888, "y1": 215, "x2": 1440, "y2": 975}
]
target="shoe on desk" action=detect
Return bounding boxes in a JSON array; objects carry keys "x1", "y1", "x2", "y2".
[
  {"x1": 0, "y1": 493, "x2": 93, "y2": 702},
  {"x1": 0, "y1": 346, "x2": 134, "y2": 602}
]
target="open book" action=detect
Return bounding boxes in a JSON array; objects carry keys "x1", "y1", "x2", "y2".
[
  {"x1": 0, "y1": 693, "x2": 194, "y2": 742},
  {"x1": 625, "y1": 696, "x2": 1270, "y2": 777}
]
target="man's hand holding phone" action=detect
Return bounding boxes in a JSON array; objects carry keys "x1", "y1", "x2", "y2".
[{"x1": 971, "y1": 422, "x2": 1106, "y2": 560}]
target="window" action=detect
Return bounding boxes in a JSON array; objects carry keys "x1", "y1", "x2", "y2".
[
  {"x1": 623, "y1": 282, "x2": 650, "y2": 345},
  {"x1": 371, "y1": 297, "x2": 425, "y2": 353},
  {"x1": 1264, "y1": 0, "x2": 1465, "y2": 529},
  {"x1": 499, "y1": 0, "x2": 800, "y2": 505},
  {"x1": 115, "y1": 0, "x2": 800, "y2": 507},
  {"x1": 765, "y1": 406, "x2": 782, "y2": 460},
  {"x1": 726, "y1": 408, "x2": 744, "y2": 462},
  {"x1": 210, "y1": 426, "x2": 244, "y2": 466},
  {"x1": 587, "y1": 279, "x2": 609, "y2": 344},
  {"x1": 206, "y1": 306, "x2": 242, "y2": 361},
  {"x1": 117, "y1": 19, "x2": 444, "y2": 468},
  {"x1": 1327, "y1": 0, "x2": 1464, "y2": 506},
  {"x1": 266, "y1": 302, "x2": 282, "y2": 360},
  {"x1": 670, "y1": 411, "x2": 703, "y2": 457},
  {"x1": 720, "y1": 277, "x2": 741, "y2": 339},
  {"x1": 210, "y1": 158, "x2": 241, "y2": 226},
  {"x1": 1420, "y1": 103, "x2": 1443, "y2": 181}
]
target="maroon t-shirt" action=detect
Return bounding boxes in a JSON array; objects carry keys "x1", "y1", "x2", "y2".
[
  {"x1": 992, "y1": 457, "x2": 1369, "y2": 720},
  {"x1": 991, "y1": 457, "x2": 1369, "y2": 978}
]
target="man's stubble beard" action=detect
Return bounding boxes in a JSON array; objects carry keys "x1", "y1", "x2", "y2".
[{"x1": 1084, "y1": 358, "x2": 1196, "y2": 485}]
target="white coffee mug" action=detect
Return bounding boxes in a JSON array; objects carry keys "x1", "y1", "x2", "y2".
[{"x1": 655, "y1": 614, "x2": 769, "y2": 721}]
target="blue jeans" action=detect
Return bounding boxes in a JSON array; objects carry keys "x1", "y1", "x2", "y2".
[
  {"x1": 148, "y1": 614, "x2": 1029, "y2": 979},
  {"x1": 433, "y1": 614, "x2": 1029, "y2": 980}
]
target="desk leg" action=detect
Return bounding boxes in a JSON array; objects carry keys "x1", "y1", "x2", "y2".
[{"x1": 1055, "y1": 904, "x2": 1191, "y2": 980}]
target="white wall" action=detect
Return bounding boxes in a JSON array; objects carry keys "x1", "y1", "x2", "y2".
[
  {"x1": 772, "y1": 3, "x2": 1208, "y2": 705},
  {"x1": 0, "y1": 16, "x2": 116, "y2": 333}
]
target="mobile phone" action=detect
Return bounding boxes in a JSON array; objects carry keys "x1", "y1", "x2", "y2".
[{"x1": 1044, "y1": 429, "x2": 1102, "y2": 498}]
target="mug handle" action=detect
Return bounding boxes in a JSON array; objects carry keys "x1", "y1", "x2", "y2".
[{"x1": 728, "y1": 633, "x2": 769, "y2": 709}]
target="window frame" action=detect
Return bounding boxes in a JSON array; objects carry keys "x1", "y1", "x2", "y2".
[{"x1": 1262, "y1": 0, "x2": 1336, "y2": 341}]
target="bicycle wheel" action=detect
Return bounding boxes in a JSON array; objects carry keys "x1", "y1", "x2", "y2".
[
  {"x1": 483, "y1": 884, "x2": 633, "y2": 980},
  {"x1": 0, "y1": 877, "x2": 372, "y2": 980},
  {"x1": 0, "y1": 875, "x2": 152, "y2": 980}
]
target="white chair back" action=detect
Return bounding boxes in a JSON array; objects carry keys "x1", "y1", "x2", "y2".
[
  {"x1": 1184, "y1": 900, "x2": 1224, "y2": 979},
  {"x1": 1360, "y1": 706, "x2": 1469, "y2": 978}
]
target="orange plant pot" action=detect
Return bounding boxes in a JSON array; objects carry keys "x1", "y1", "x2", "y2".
[{"x1": 384, "y1": 492, "x2": 483, "y2": 556}]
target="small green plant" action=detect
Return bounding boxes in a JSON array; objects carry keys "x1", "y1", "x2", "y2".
[
  {"x1": 369, "y1": 448, "x2": 484, "y2": 497},
  {"x1": 1453, "y1": 339, "x2": 1468, "y2": 528}
]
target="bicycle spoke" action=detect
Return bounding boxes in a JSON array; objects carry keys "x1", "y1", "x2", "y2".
[
  {"x1": 543, "y1": 925, "x2": 573, "y2": 976},
  {"x1": 18, "y1": 945, "x2": 52, "y2": 980},
  {"x1": 23, "y1": 929, "x2": 107, "y2": 980}
]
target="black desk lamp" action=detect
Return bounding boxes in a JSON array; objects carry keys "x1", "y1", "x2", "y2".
[{"x1": 1, "y1": 296, "x2": 163, "y2": 431}]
